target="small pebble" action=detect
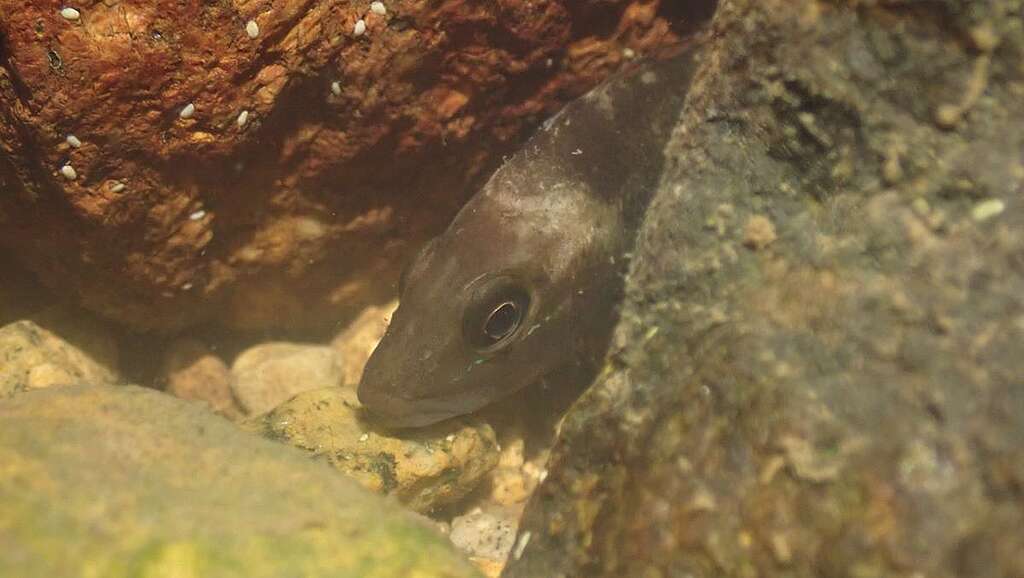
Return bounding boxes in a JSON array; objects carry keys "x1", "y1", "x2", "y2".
[
  {"x1": 237, "y1": 110, "x2": 250, "y2": 128},
  {"x1": 65, "y1": 134, "x2": 82, "y2": 148},
  {"x1": 189, "y1": 209, "x2": 206, "y2": 221},
  {"x1": 60, "y1": 164, "x2": 77, "y2": 180},
  {"x1": 110, "y1": 181, "x2": 126, "y2": 193},
  {"x1": 330, "y1": 81, "x2": 342, "y2": 96},
  {"x1": 60, "y1": 7, "x2": 80, "y2": 21},
  {"x1": 245, "y1": 19, "x2": 260, "y2": 39},
  {"x1": 370, "y1": 2, "x2": 387, "y2": 15},
  {"x1": 353, "y1": 19, "x2": 366, "y2": 36},
  {"x1": 179, "y1": 102, "x2": 196, "y2": 120},
  {"x1": 971, "y1": 198, "x2": 1005, "y2": 222}
]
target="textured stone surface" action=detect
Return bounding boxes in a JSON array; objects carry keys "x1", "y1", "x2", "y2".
[
  {"x1": 450, "y1": 507, "x2": 518, "y2": 564},
  {"x1": 161, "y1": 338, "x2": 242, "y2": 419},
  {"x1": 0, "y1": 314, "x2": 119, "y2": 397},
  {"x1": 248, "y1": 386, "x2": 500, "y2": 513},
  {"x1": 231, "y1": 342, "x2": 344, "y2": 415},
  {"x1": 0, "y1": 385, "x2": 481, "y2": 578},
  {"x1": 0, "y1": 0, "x2": 702, "y2": 332},
  {"x1": 506, "y1": 0, "x2": 1024, "y2": 576}
]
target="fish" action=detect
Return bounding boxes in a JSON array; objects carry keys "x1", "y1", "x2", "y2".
[{"x1": 358, "y1": 48, "x2": 701, "y2": 427}]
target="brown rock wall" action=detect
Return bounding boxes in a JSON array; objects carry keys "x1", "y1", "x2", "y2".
[{"x1": 0, "y1": 0, "x2": 702, "y2": 331}]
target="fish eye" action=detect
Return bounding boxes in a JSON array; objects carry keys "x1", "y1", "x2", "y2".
[{"x1": 463, "y1": 276, "x2": 530, "y2": 351}]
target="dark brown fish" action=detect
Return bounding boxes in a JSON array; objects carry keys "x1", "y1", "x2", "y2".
[{"x1": 358, "y1": 49, "x2": 701, "y2": 427}]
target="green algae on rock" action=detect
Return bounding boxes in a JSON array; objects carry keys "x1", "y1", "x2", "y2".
[{"x1": 0, "y1": 385, "x2": 482, "y2": 578}]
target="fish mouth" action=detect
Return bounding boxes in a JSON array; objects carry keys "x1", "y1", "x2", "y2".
[{"x1": 357, "y1": 386, "x2": 476, "y2": 429}]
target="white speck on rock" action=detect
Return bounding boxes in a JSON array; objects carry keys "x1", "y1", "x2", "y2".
[
  {"x1": 353, "y1": 19, "x2": 366, "y2": 36},
  {"x1": 189, "y1": 209, "x2": 206, "y2": 221},
  {"x1": 972, "y1": 198, "x2": 1005, "y2": 222},
  {"x1": 179, "y1": 103, "x2": 196, "y2": 119},
  {"x1": 237, "y1": 110, "x2": 249, "y2": 128},
  {"x1": 358, "y1": 433, "x2": 369, "y2": 443},
  {"x1": 181, "y1": 282, "x2": 194, "y2": 291},
  {"x1": 60, "y1": 7, "x2": 80, "y2": 21},
  {"x1": 330, "y1": 81, "x2": 342, "y2": 96},
  {"x1": 110, "y1": 181, "x2": 126, "y2": 193},
  {"x1": 512, "y1": 531, "x2": 531, "y2": 560},
  {"x1": 65, "y1": 134, "x2": 82, "y2": 148},
  {"x1": 245, "y1": 19, "x2": 260, "y2": 39},
  {"x1": 60, "y1": 164, "x2": 77, "y2": 180},
  {"x1": 370, "y1": 2, "x2": 387, "y2": 15}
]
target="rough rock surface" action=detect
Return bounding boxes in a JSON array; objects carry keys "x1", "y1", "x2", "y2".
[
  {"x1": 0, "y1": 385, "x2": 482, "y2": 578},
  {"x1": 450, "y1": 507, "x2": 518, "y2": 564},
  {"x1": 0, "y1": 314, "x2": 119, "y2": 397},
  {"x1": 506, "y1": 0, "x2": 1024, "y2": 577},
  {"x1": 161, "y1": 338, "x2": 243, "y2": 419},
  {"x1": 248, "y1": 386, "x2": 500, "y2": 513},
  {"x1": 0, "y1": 0, "x2": 704, "y2": 332},
  {"x1": 230, "y1": 341, "x2": 344, "y2": 415}
]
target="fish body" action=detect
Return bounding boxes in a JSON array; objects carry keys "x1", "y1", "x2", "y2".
[{"x1": 359, "y1": 50, "x2": 700, "y2": 427}]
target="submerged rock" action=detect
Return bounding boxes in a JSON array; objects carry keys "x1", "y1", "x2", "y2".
[
  {"x1": 506, "y1": 0, "x2": 1024, "y2": 576},
  {"x1": 0, "y1": 385, "x2": 481, "y2": 578},
  {"x1": 331, "y1": 300, "x2": 398, "y2": 385},
  {"x1": 0, "y1": 315, "x2": 119, "y2": 398},
  {"x1": 161, "y1": 338, "x2": 243, "y2": 419},
  {"x1": 248, "y1": 386, "x2": 499, "y2": 513},
  {"x1": 231, "y1": 342, "x2": 344, "y2": 415}
]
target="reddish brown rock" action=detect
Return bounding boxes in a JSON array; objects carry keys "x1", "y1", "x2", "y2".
[
  {"x1": 160, "y1": 338, "x2": 243, "y2": 419},
  {"x1": 0, "y1": 0, "x2": 699, "y2": 332}
]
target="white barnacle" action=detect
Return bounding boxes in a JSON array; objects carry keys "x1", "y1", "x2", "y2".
[
  {"x1": 179, "y1": 102, "x2": 196, "y2": 119},
  {"x1": 330, "y1": 80, "x2": 342, "y2": 96},
  {"x1": 237, "y1": 109, "x2": 250, "y2": 128},
  {"x1": 189, "y1": 209, "x2": 206, "y2": 221},
  {"x1": 60, "y1": 7, "x2": 80, "y2": 21},
  {"x1": 370, "y1": 2, "x2": 387, "y2": 15},
  {"x1": 65, "y1": 134, "x2": 82, "y2": 148},
  {"x1": 353, "y1": 19, "x2": 366, "y2": 36},
  {"x1": 60, "y1": 164, "x2": 77, "y2": 180},
  {"x1": 245, "y1": 19, "x2": 260, "y2": 39}
]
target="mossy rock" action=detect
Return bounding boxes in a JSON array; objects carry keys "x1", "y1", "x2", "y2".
[{"x1": 0, "y1": 385, "x2": 481, "y2": 578}]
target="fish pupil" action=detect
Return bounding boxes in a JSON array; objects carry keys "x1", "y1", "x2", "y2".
[{"x1": 484, "y1": 301, "x2": 520, "y2": 341}]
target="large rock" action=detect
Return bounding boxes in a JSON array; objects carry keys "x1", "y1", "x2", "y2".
[
  {"x1": 0, "y1": 385, "x2": 481, "y2": 578},
  {"x1": 0, "y1": 0, "x2": 703, "y2": 332},
  {"x1": 506, "y1": 0, "x2": 1024, "y2": 577}
]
